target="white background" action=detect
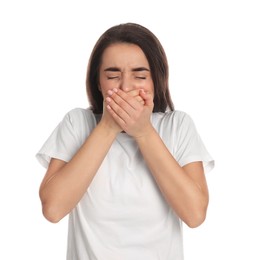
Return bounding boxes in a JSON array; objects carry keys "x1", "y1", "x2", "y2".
[{"x1": 0, "y1": 0, "x2": 261, "y2": 259}]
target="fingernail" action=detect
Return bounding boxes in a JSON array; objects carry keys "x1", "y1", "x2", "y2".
[
  {"x1": 108, "y1": 90, "x2": 113, "y2": 96},
  {"x1": 106, "y1": 97, "x2": 111, "y2": 102},
  {"x1": 113, "y1": 88, "x2": 118, "y2": 93}
]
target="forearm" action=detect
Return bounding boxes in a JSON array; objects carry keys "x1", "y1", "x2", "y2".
[
  {"x1": 40, "y1": 121, "x2": 117, "y2": 222},
  {"x1": 135, "y1": 127, "x2": 208, "y2": 227},
  {"x1": 105, "y1": 89, "x2": 208, "y2": 226}
]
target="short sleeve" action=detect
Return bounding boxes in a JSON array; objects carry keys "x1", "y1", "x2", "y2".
[
  {"x1": 175, "y1": 113, "x2": 214, "y2": 173},
  {"x1": 36, "y1": 110, "x2": 79, "y2": 169}
]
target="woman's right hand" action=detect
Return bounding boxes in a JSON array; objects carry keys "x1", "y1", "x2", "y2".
[
  {"x1": 100, "y1": 99, "x2": 123, "y2": 134},
  {"x1": 99, "y1": 89, "x2": 145, "y2": 134}
]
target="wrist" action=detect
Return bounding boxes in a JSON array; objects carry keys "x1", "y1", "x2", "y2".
[
  {"x1": 133, "y1": 125, "x2": 156, "y2": 143},
  {"x1": 97, "y1": 118, "x2": 121, "y2": 137}
]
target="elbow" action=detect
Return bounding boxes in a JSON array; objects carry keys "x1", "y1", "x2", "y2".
[
  {"x1": 185, "y1": 195, "x2": 209, "y2": 228},
  {"x1": 185, "y1": 211, "x2": 207, "y2": 228},
  {"x1": 184, "y1": 202, "x2": 208, "y2": 228},
  {"x1": 39, "y1": 189, "x2": 65, "y2": 223},
  {"x1": 42, "y1": 203, "x2": 63, "y2": 223},
  {"x1": 183, "y1": 200, "x2": 208, "y2": 228}
]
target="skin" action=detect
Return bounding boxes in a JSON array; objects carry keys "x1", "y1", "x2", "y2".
[
  {"x1": 99, "y1": 43, "x2": 154, "y2": 136},
  {"x1": 39, "y1": 43, "x2": 209, "y2": 228}
]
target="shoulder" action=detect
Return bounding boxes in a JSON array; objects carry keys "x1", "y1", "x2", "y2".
[
  {"x1": 152, "y1": 110, "x2": 193, "y2": 129},
  {"x1": 65, "y1": 107, "x2": 93, "y2": 120},
  {"x1": 63, "y1": 107, "x2": 97, "y2": 132},
  {"x1": 62, "y1": 107, "x2": 97, "y2": 142},
  {"x1": 64, "y1": 107, "x2": 95, "y2": 124}
]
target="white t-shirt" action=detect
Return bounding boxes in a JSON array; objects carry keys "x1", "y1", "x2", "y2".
[{"x1": 36, "y1": 108, "x2": 214, "y2": 260}]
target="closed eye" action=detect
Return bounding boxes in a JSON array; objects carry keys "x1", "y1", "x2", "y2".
[
  {"x1": 136, "y1": 76, "x2": 146, "y2": 79},
  {"x1": 107, "y1": 76, "x2": 119, "y2": 80}
]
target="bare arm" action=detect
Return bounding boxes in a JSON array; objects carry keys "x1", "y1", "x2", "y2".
[
  {"x1": 39, "y1": 90, "x2": 144, "y2": 223},
  {"x1": 106, "y1": 89, "x2": 209, "y2": 228},
  {"x1": 39, "y1": 110, "x2": 120, "y2": 223},
  {"x1": 134, "y1": 128, "x2": 209, "y2": 228}
]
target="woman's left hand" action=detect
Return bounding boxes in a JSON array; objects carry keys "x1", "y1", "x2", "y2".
[{"x1": 105, "y1": 88, "x2": 154, "y2": 138}]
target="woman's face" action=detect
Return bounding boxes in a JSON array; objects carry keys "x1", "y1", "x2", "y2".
[{"x1": 99, "y1": 43, "x2": 154, "y2": 98}]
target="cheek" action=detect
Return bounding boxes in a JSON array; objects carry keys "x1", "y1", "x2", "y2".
[
  {"x1": 99, "y1": 79, "x2": 113, "y2": 97},
  {"x1": 143, "y1": 80, "x2": 154, "y2": 94},
  {"x1": 133, "y1": 79, "x2": 153, "y2": 90}
]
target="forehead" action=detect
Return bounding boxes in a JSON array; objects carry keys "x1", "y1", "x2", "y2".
[{"x1": 100, "y1": 43, "x2": 149, "y2": 68}]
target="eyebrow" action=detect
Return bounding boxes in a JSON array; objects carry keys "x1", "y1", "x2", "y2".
[{"x1": 104, "y1": 67, "x2": 150, "y2": 72}]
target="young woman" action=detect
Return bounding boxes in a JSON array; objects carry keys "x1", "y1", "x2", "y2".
[{"x1": 36, "y1": 23, "x2": 214, "y2": 260}]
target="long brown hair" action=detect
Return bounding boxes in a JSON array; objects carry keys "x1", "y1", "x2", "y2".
[{"x1": 86, "y1": 23, "x2": 174, "y2": 113}]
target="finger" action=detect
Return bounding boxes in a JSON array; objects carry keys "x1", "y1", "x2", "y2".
[
  {"x1": 139, "y1": 90, "x2": 154, "y2": 107},
  {"x1": 127, "y1": 89, "x2": 145, "y2": 104},
  {"x1": 111, "y1": 89, "x2": 142, "y2": 111},
  {"x1": 108, "y1": 89, "x2": 133, "y2": 113},
  {"x1": 106, "y1": 95, "x2": 130, "y2": 123},
  {"x1": 127, "y1": 89, "x2": 140, "y2": 97},
  {"x1": 138, "y1": 98, "x2": 145, "y2": 105},
  {"x1": 106, "y1": 103, "x2": 126, "y2": 126}
]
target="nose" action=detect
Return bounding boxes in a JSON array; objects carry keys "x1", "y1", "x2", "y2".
[{"x1": 119, "y1": 75, "x2": 133, "y2": 92}]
